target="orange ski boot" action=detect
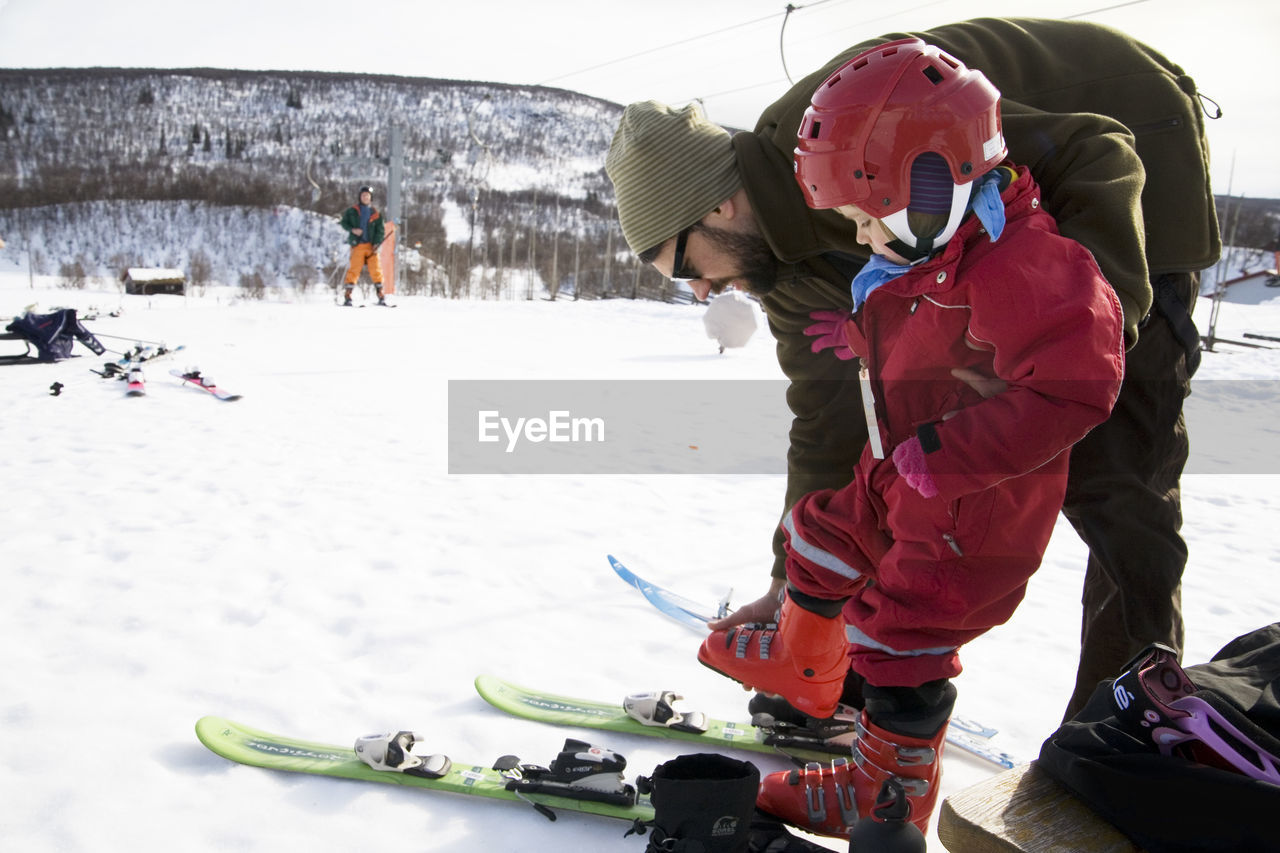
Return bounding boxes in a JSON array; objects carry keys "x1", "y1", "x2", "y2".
[
  {"x1": 755, "y1": 705, "x2": 949, "y2": 839},
  {"x1": 697, "y1": 587, "x2": 848, "y2": 719}
]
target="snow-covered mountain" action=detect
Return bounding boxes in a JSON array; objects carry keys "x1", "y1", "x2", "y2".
[{"x1": 0, "y1": 67, "x2": 670, "y2": 298}]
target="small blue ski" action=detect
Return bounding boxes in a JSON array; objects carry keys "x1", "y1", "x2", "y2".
[{"x1": 609, "y1": 554, "x2": 728, "y2": 632}]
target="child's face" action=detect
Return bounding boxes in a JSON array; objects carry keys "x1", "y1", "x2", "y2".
[{"x1": 835, "y1": 204, "x2": 912, "y2": 265}]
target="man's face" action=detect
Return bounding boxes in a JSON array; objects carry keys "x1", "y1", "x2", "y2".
[
  {"x1": 360, "y1": 191, "x2": 373, "y2": 205},
  {"x1": 654, "y1": 219, "x2": 778, "y2": 301}
]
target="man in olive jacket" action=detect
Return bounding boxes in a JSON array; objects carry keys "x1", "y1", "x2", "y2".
[{"x1": 606, "y1": 17, "x2": 1219, "y2": 722}]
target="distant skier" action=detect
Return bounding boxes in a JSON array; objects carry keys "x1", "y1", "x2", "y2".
[
  {"x1": 339, "y1": 186, "x2": 386, "y2": 306},
  {"x1": 702, "y1": 290, "x2": 758, "y2": 353}
]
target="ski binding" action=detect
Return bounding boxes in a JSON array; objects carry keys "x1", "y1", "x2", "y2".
[
  {"x1": 354, "y1": 730, "x2": 451, "y2": 779},
  {"x1": 624, "y1": 691, "x2": 709, "y2": 734},
  {"x1": 493, "y1": 738, "x2": 638, "y2": 821}
]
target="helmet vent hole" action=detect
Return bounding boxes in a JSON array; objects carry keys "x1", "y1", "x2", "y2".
[
  {"x1": 922, "y1": 65, "x2": 944, "y2": 85},
  {"x1": 808, "y1": 120, "x2": 822, "y2": 139},
  {"x1": 825, "y1": 73, "x2": 843, "y2": 88}
]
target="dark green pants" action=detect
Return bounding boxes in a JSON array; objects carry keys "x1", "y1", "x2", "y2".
[{"x1": 1059, "y1": 272, "x2": 1199, "y2": 721}]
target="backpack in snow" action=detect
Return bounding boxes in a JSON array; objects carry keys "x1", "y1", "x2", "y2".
[
  {"x1": 3, "y1": 308, "x2": 105, "y2": 362},
  {"x1": 1038, "y1": 622, "x2": 1280, "y2": 852}
]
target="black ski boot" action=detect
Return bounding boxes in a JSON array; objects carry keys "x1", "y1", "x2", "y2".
[{"x1": 634, "y1": 753, "x2": 759, "y2": 853}]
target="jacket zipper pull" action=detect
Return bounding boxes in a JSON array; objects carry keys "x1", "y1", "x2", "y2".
[{"x1": 859, "y1": 359, "x2": 885, "y2": 460}]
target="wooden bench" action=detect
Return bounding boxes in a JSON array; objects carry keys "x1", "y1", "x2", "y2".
[
  {"x1": 937, "y1": 761, "x2": 1143, "y2": 853},
  {"x1": 0, "y1": 329, "x2": 32, "y2": 363}
]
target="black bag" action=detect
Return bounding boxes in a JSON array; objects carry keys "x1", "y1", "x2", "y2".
[
  {"x1": 637, "y1": 753, "x2": 759, "y2": 853},
  {"x1": 1038, "y1": 623, "x2": 1280, "y2": 852}
]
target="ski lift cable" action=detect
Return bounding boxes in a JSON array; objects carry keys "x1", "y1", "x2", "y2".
[
  {"x1": 768, "y1": 0, "x2": 1157, "y2": 112},
  {"x1": 535, "y1": 11, "x2": 785, "y2": 87},
  {"x1": 1063, "y1": 0, "x2": 1152, "y2": 19},
  {"x1": 780, "y1": 4, "x2": 798, "y2": 85},
  {"x1": 776, "y1": 1, "x2": 845, "y2": 85}
]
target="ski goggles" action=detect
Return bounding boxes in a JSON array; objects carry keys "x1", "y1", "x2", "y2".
[{"x1": 1109, "y1": 643, "x2": 1280, "y2": 784}]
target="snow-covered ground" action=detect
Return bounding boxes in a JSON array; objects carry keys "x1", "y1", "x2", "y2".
[{"x1": 2, "y1": 270, "x2": 1278, "y2": 852}]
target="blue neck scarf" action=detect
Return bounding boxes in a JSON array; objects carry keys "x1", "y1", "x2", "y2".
[
  {"x1": 849, "y1": 253, "x2": 914, "y2": 310},
  {"x1": 848, "y1": 171, "x2": 1007, "y2": 310}
]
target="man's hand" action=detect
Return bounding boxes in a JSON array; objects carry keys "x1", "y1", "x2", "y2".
[
  {"x1": 352, "y1": 227, "x2": 363, "y2": 236},
  {"x1": 950, "y1": 366, "x2": 1007, "y2": 400},
  {"x1": 708, "y1": 577, "x2": 786, "y2": 630}
]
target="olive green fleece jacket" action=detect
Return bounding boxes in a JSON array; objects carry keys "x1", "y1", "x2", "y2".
[{"x1": 741, "y1": 17, "x2": 1220, "y2": 578}]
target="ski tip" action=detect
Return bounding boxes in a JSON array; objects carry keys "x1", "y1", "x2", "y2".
[
  {"x1": 194, "y1": 715, "x2": 231, "y2": 746},
  {"x1": 609, "y1": 555, "x2": 641, "y2": 589}
]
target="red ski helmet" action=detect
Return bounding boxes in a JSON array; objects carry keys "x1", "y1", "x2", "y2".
[{"x1": 794, "y1": 38, "x2": 1006, "y2": 214}]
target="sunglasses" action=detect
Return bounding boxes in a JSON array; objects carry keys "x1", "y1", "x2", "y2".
[{"x1": 669, "y1": 225, "x2": 698, "y2": 283}]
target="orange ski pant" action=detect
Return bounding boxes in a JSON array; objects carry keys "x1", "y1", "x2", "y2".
[{"x1": 344, "y1": 243, "x2": 383, "y2": 285}]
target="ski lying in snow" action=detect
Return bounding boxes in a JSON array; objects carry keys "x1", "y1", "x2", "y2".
[
  {"x1": 125, "y1": 365, "x2": 145, "y2": 397},
  {"x1": 195, "y1": 716, "x2": 653, "y2": 824},
  {"x1": 115, "y1": 343, "x2": 185, "y2": 366},
  {"x1": 477, "y1": 675, "x2": 841, "y2": 764},
  {"x1": 93, "y1": 345, "x2": 183, "y2": 383},
  {"x1": 610, "y1": 554, "x2": 730, "y2": 633},
  {"x1": 477, "y1": 675, "x2": 1015, "y2": 769},
  {"x1": 170, "y1": 368, "x2": 242, "y2": 401}
]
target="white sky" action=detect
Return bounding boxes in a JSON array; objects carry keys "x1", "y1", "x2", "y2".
[{"x1": 0, "y1": 0, "x2": 1276, "y2": 198}]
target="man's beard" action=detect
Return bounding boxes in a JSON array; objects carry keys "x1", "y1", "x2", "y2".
[{"x1": 695, "y1": 224, "x2": 779, "y2": 296}]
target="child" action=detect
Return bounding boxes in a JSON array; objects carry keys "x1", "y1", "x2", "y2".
[{"x1": 697, "y1": 39, "x2": 1126, "y2": 839}]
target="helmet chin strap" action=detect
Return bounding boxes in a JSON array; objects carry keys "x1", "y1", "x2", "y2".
[{"x1": 880, "y1": 180, "x2": 974, "y2": 262}]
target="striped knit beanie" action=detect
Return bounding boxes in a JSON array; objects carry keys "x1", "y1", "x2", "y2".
[{"x1": 606, "y1": 100, "x2": 743, "y2": 255}]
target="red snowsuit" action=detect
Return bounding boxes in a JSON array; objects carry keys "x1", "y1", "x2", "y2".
[{"x1": 784, "y1": 166, "x2": 1125, "y2": 687}]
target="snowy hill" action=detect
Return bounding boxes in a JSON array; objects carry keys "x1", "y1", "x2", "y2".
[
  {"x1": 2, "y1": 273, "x2": 1278, "y2": 852},
  {"x1": 0, "y1": 68, "x2": 656, "y2": 297}
]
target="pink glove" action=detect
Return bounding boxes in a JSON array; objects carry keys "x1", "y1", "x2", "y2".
[
  {"x1": 803, "y1": 310, "x2": 857, "y2": 360},
  {"x1": 892, "y1": 436, "x2": 939, "y2": 498}
]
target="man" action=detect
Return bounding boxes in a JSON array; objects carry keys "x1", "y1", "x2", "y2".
[
  {"x1": 606, "y1": 17, "x2": 1219, "y2": 723},
  {"x1": 340, "y1": 185, "x2": 386, "y2": 306}
]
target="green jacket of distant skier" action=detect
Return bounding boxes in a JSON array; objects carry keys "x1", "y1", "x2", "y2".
[{"x1": 340, "y1": 204, "x2": 385, "y2": 248}]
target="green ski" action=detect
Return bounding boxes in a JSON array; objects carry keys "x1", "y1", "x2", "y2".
[
  {"x1": 475, "y1": 676, "x2": 1016, "y2": 769},
  {"x1": 195, "y1": 716, "x2": 654, "y2": 823},
  {"x1": 474, "y1": 675, "x2": 851, "y2": 764}
]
